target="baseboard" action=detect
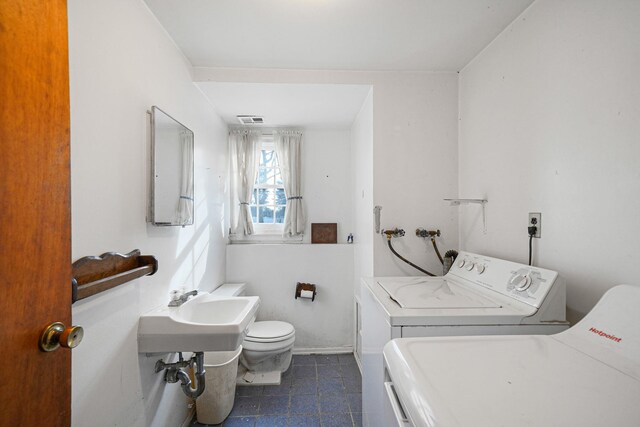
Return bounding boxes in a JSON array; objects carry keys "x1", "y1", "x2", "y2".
[{"x1": 292, "y1": 346, "x2": 353, "y2": 355}]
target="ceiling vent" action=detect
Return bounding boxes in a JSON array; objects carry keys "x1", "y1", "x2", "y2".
[{"x1": 237, "y1": 115, "x2": 264, "y2": 125}]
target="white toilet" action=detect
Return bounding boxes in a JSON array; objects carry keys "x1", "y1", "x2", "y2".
[
  {"x1": 241, "y1": 320, "x2": 295, "y2": 373},
  {"x1": 210, "y1": 283, "x2": 295, "y2": 375}
]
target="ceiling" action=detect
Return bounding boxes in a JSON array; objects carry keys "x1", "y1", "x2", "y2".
[
  {"x1": 144, "y1": 0, "x2": 534, "y2": 72},
  {"x1": 197, "y1": 82, "x2": 371, "y2": 128},
  {"x1": 146, "y1": 0, "x2": 534, "y2": 128}
]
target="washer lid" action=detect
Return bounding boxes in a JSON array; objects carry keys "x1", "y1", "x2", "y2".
[
  {"x1": 377, "y1": 277, "x2": 502, "y2": 309},
  {"x1": 246, "y1": 321, "x2": 295, "y2": 340}
]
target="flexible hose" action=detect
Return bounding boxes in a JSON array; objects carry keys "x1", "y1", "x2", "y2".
[
  {"x1": 387, "y1": 239, "x2": 436, "y2": 277},
  {"x1": 431, "y1": 238, "x2": 444, "y2": 265},
  {"x1": 442, "y1": 250, "x2": 459, "y2": 275},
  {"x1": 444, "y1": 250, "x2": 459, "y2": 260}
]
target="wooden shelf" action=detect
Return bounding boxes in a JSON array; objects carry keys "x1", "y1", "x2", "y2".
[{"x1": 72, "y1": 249, "x2": 158, "y2": 303}]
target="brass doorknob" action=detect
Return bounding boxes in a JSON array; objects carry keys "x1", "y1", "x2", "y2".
[{"x1": 39, "y1": 322, "x2": 84, "y2": 352}]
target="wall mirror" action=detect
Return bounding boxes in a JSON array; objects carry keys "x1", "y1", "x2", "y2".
[{"x1": 149, "y1": 106, "x2": 194, "y2": 226}]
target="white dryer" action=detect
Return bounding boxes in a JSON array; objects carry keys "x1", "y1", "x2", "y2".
[
  {"x1": 383, "y1": 284, "x2": 640, "y2": 426},
  {"x1": 361, "y1": 251, "x2": 569, "y2": 427}
]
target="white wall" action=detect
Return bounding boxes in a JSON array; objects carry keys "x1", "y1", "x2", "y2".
[
  {"x1": 68, "y1": 1, "x2": 228, "y2": 426},
  {"x1": 370, "y1": 74, "x2": 459, "y2": 277},
  {"x1": 220, "y1": 70, "x2": 459, "y2": 352},
  {"x1": 303, "y1": 129, "x2": 353, "y2": 243},
  {"x1": 196, "y1": 68, "x2": 460, "y2": 277},
  {"x1": 226, "y1": 128, "x2": 355, "y2": 348},
  {"x1": 351, "y1": 89, "x2": 374, "y2": 296},
  {"x1": 458, "y1": 0, "x2": 640, "y2": 322},
  {"x1": 226, "y1": 244, "x2": 354, "y2": 351}
]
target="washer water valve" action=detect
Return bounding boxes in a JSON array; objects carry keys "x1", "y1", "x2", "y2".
[
  {"x1": 383, "y1": 228, "x2": 405, "y2": 239},
  {"x1": 416, "y1": 228, "x2": 441, "y2": 238}
]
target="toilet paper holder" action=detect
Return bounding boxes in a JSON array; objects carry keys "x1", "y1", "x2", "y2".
[{"x1": 295, "y1": 282, "x2": 317, "y2": 302}]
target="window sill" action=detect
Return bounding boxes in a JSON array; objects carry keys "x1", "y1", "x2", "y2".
[{"x1": 228, "y1": 233, "x2": 304, "y2": 244}]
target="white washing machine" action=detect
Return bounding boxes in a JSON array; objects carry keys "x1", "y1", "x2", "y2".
[
  {"x1": 383, "y1": 284, "x2": 640, "y2": 426},
  {"x1": 361, "y1": 251, "x2": 569, "y2": 427}
]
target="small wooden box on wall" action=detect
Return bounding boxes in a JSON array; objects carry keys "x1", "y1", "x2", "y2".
[{"x1": 311, "y1": 223, "x2": 337, "y2": 244}]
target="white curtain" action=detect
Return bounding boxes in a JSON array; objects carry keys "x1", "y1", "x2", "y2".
[
  {"x1": 176, "y1": 130, "x2": 194, "y2": 225},
  {"x1": 274, "y1": 130, "x2": 305, "y2": 237},
  {"x1": 229, "y1": 130, "x2": 261, "y2": 235}
]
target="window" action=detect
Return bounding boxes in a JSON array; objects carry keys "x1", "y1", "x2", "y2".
[
  {"x1": 228, "y1": 130, "x2": 303, "y2": 243},
  {"x1": 250, "y1": 141, "x2": 286, "y2": 233}
]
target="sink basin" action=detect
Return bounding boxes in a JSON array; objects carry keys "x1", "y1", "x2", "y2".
[{"x1": 138, "y1": 294, "x2": 260, "y2": 353}]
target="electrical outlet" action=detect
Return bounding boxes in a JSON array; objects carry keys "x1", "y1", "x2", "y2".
[{"x1": 528, "y1": 212, "x2": 541, "y2": 238}]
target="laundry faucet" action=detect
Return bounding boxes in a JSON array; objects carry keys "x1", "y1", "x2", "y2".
[{"x1": 168, "y1": 289, "x2": 198, "y2": 307}]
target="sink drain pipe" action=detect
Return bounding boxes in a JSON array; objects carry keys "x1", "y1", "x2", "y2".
[{"x1": 155, "y1": 352, "x2": 206, "y2": 399}]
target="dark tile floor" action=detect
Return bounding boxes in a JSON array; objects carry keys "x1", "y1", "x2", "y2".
[{"x1": 191, "y1": 353, "x2": 362, "y2": 427}]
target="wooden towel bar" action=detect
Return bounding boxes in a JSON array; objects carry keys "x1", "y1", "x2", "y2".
[{"x1": 72, "y1": 249, "x2": 158, "y2": 303}]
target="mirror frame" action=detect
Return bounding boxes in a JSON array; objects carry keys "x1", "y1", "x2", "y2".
[{"x1": 148, "y1": 106, "x2": 195, "y2": 227}]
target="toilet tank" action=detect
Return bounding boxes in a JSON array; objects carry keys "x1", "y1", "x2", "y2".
[{"x1": 210, "y1": 283, "x2": 246, "y2": 297}]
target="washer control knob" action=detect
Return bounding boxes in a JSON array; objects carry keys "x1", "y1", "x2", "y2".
[
  {"x1": 511, "y1": 274, "x2": 532, "y2": 291},
  {"x1": 458, "y1": 259, "x2": 466, "y2": 268},
  {"x1": 466, "y1": 262, "x2": 475, "y2": 271},
  {"x1": 475, "y1": 264, "x2": 486, "y2": 274}
]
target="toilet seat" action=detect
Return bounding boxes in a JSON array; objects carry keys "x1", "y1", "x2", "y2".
[{"x1": 244, "y1": 321, "x2": 295, "y2": 344}]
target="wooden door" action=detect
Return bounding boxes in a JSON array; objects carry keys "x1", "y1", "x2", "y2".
[{"x1": 0, "y1": 1, "x2": 72, "y2": 426}]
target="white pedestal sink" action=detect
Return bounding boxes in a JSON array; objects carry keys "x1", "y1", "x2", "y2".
[{"x1": 138, "y1": 293, "x2": 260, "y2": 353}]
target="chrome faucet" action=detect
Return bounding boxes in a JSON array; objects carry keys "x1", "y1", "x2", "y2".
[{"x1": 168, "y1": 289, "x2": 198, "y2": 307}]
